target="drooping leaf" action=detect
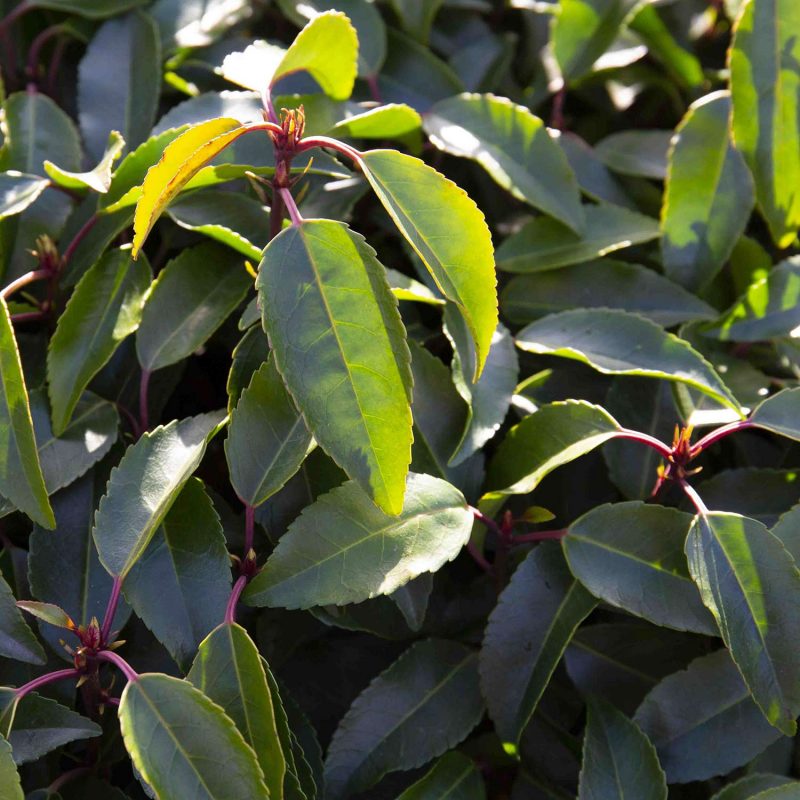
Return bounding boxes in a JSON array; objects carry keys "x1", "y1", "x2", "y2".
[
  {"x1": 634, "y1": 649, "x2": 784, "y2": 784},
  {"x1": 661, "y1": 91, "x2": 754, "y2": 292},
  {"x1": 243, "y1": 473, "x2": 472, "y2": 609},
  {"x1": 257, "y1": 219, "x2": 412, "y2": 515},
  {"x1": 480, "y1": 543, "x2": 596, "y2": 744},
  {"x1": 15, "y1": 602, "x2": 74, "y2": 631},
  {"x1": 324, "y1": 639, "x2": 484, "y2": 799},
  {"x1": 122, "y1": 479, "x2": 231, "y2": 670},
  {"x1": 495, "y1": 204, "x2": 660, "y2": 273},
  {"x1": 487, "y1": 400, "x2": 622, "y2": 495},
  {"x1": 119, "y1": 673, "x2": 269, "y2": 800},
  {"x1": 425, "y1": 93, "x2": 585, "y2": 232},
  {"x1": 396, "y1": 751, "x2": 485, "y2": 799},
  {"x1": 0, "y1": 298, "x2": 53, "y2": 528},
  {"x1": 360, "y1": 149, "x2": 497, "y2": 378},
  {"x1": 515, "y1": 309, "x2": 742, "y2": 415},
  {"x1": 0, "y1": 736, "x2": 22, "y2": 800},
  {"x1": 685, "y1": 512, "x2": 800, "y2": 735},
  {"x1": 751, "y1": 387, "x2": 800, "y2": 444},
  {"x1": 712, "y1": 775, "x2": 799, "y2": 800},
  {"x1": 226, "y1": 358, "x2": 312, "y2": 508},
  {"x1": 564, "y1": 502, "x2": 716, "y2": 634},
  {"x1": 77, "y1": 11, "x2": 161, "y2": 162},
  {"x1": 389, "y1": 573, "x2": 433, "y2": 633},
  {"x1": 0, "y1": 173, "x2": 49, "y2": 220},
  {"x1": 44, "y1": 131, "x2": 125, "y2": 195},
  {"x1": 578, "y1": 695, "x2": 667, "y2": 800},
  {"x1": 0, "y1": 573, "x2": 45, "y2": 665},
  {"x1": 595, "y1": 130, "x2": 671, "y2": 180},
  {"x1": 188, "y1": 623, "x2": 286, "y2": 799},
  {"x1": 136, "y1": 242, "x2": 251, "y2": 372},
  {"x1": 47, "y1": 247, "x2": 150, "y2": 435},
  {"x1": 93, "y1": 412, "x2": 224, "y2": 580},
  {"x1": 500, "y1": 260, "x2": 715, "y2": 327},
  {"x1": 730, "y1": 0, "x2": 800, "y2": 248}
]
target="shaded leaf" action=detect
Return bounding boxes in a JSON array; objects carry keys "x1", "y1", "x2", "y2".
[
  {"x1": 15, "y1": 602, "x2": 73, "y2": 631},
  {"x1": 712, "y1": 775, "x2": 798, "y2": 800},
  {"x1": 397, "y1": 751, "x2": 485, "y2": 799},
  {"x1": 26, "y1": 0, "x2": 145, "y2": 17},
  {"x1": 0, "y1": 573, "x2": 45, "y2": 665},
  {"x1": 751, "y1": 387, "x2": 800, "y2": 442},
  {"x1": 0, "y1": 736, "x2": 22, "y2": 800},
  {"x1": 0, "y1": 173, "x2": 49, "y2": 220},
  {"x1": 595, "y1": 130, "x2": 671, "y2": 180}
]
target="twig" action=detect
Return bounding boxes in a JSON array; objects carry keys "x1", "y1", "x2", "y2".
[
  {"x1": 15, "y1": 668, "x2": 78, "y2": 700},
  {"x1": 225, "y1": 575, "x2": 247, "y2": 625},
  {"x1": 96, "y1": 650, "x2": 138, "y2": 683},
  {"x1": 690, "y1": 419, "x2": 754, "y2": 457},
  {"x1": 1, "y1": 269, "x2": 50, "y2": 301},
  {"x1": 280, "y1": 187, "x2": 303, "y2": 226},
  {"x1": 680, "y1": 480, "x2": 709, "y2": 516}
]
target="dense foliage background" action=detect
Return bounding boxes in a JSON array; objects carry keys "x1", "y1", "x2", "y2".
[{"x1": 1, "y1": 0, "x2": 800, "y2": 797}]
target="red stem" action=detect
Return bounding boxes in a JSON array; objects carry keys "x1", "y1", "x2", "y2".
[
  {"x1": 466, "y1": 541, "x2": 493, "y2": 574},
  {"x1": 15, "y1": 668, "x2": 78, "y2": 700},
  {"x1": 280, "y1": 187, "x2": 303, "y2": 226},
  {"x1": 513, "y1": 529, "x2": 568, "y2": 543},
  {"x1": 244, "y1": 503, "x2": 255, "y2": 556},
  {"x1": 1, "y1": 269, "x2": 50, "y2": 301},
  {"x1": 101, "y1": 576, "x2": 122, "y2": 644},
  {"x1": 680, "y1": 480, "x2": 709, "y2": 516},
  {"x1": 139, "y1": 369, "x2": 151, "y2": 433},
  {"x1": 614, "y1": 428, "x2": 673, "y2": 459},
  {"x1": 48, "y1": 766, "x2": 91, "y2": 793},
  {"x1": 690, "y1": 419, "x2": 754, "y2": 457},
  {"x1": 26, "y1": 23, "x2": 65, "y2": 84},
  {"x1": 11, "y1": 310, "x2": 46, "y2": 323},
  {"x1": 96, "y1": 650, "x2": 138, "y2": 683},
  {"x1": 270, "y1": 186, "x2": 285, "y2": 240},
  {"x1": 62, "y1": 214, "x2": 99, "y2": 267},
  {"x1": 469, "y1": 506, "x2": 504, "y2": 541},
  {"x1": 225, "y1": 575, "x2": 247, "y2": 625},
  {"x1": 296, "y1": 136, "x2": 363, "y2": 165}
]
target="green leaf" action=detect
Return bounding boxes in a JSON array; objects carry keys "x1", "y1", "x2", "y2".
[
  {"x1": 685, "y1": 512, "x2": 800, "y2": 735},
  {"x1": 712, "y1": 775, "x2": 799, "y2": 800},
  {"x1": 47, "y1": 247, "x2": 150, "y2": 436},
  {"x1": 0, "y1": 736, "x2": 22, "y2": 800},
  {"x1": 425, "y1": 93, "x2": 584, "y2": 232},
  {"x1": 150, "y1": 0, "x2": 252, "y2": 49},
  {"x1": 226, "y1": 358, "x2": 312, "y2": 508},
  {"x1": 662, "y1": 91, "x2": 754, "y2": 292},
  {"x1": 275, "y1": 11, "x2": 358, "y2": 98},
  {"x1": 0, "y1": 298, "x2": 53, "y2": 528},
  {"x1": 15, "y1": 601, "x2": 74, "y2": 631},
  {"x1": 0, "y1": 173, "x2": 49, "y2": 220},
  {"x1": 187, "y1": 623, "x2": 286, "y2": 799},
  {"x1": 578, "y1": 695, "x2": 667, "y2": 800},
  {"x1": 78, "y1": 12, "x2": 160, "y2": 162},
  {"x1": 256, "y1": 219, "x2": 412, "y2": 515},
  {"x1": 5, "y1": 692, "x2": 100, "y2": 765},
  {"x1": 44, "y1": 131, "x2": 125, "y2": 194},
  {"x1": 495, "y1": 204, "x2": 660, "y2": 273},
  {"x1": 387, "y1": 0, "x2": 443, "y2": 43},
  {"x1": 0, "y1": 573, "x2": 45, "y2": 665},
  {"x1": 487, "y1": 400, "x2": 622, "y2": 494},
  {"x1": 396, "y1": 752, "x2": 485, "y2": 799},
  {"x1": 386, "y1": 268, "x2": 444, "y2": 306},
  {"x1": 227, "y1": 326, "x2": 269, "y2": 410},
  {"x1": 553, "y1": 0, "x2": 646, "y2": 81},
  {"x1": 119, "y1": 673, "x2": 269, "y2": 800},
  {"x1": 26, "y1": 0, "x2": 146, "y2": 17},
  {"x1": 634, "y1": 650, "x2": 784, "y2": 784},
  {"x1": 330, "y1": 103, "x2": 421, "y2": 139},
  {"x1": 705, "y1": 257, "x2": 800, "y2": 342},
  {"x1": 772, "y1": 503, "x2": 800, "y2": 564},
  {"x1": 93, "y1": 412, "x2": 224, "y2": 580},
  {"x1": 123, "y1": 479, "x2": 231, "y2": 671},
  {"x1": 516, "y1": 309, "x2": 742, "y2": 414},
  {"x1": 480, "y1": 543, "x2": 596, "y2": 744},
  {"x1": 500, "y1": 260, "x2": 715, "y2": 327},
  {"x1": 595, "y1": 130, "x2": 671, "y2": 180},
  {"x1": 444, "y1": 309, "x2": 518, "y2": 466},
  {"x1": 360, "y1": 149, "x2": 497, "y2": 379},
  {"x1": 136, "y1": 242, "x2": 251, "y2": 372},
  {"x1": 751, "y1": 388, "x2": 800, "y2": 442},
  {"x1": 243, "y1": 473, "x2": 472, "y2": 609},
  {"x1": 730, "y1": 0, "x2": 800, "y2": 248},
  {"x1": 324, "y1": 639, "x2": 484, "y2": 799},
  {"x1": 564, "y1": 502, "x2": 716, "y2": 634}
]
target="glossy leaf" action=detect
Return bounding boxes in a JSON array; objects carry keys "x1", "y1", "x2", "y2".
[
  {"x1": 425, "y1": 93, "x2": 584, "y2": 232},
  {"x1": 93, "y1": 412, "x2": 224, "y2": 580},
  {"x1": 595, "y1": 130, "x2": 671, "y2": 180},
  {"x1": 136, "y1": 242, "x2": 251, "y2": 372},
  {"x1": 635, "y1": 650, "x2": 784, "y2": 783},
  {"x1": 324, "y1": 638, "x2": 484, "y2": 799},
  {"x1": 0, "y1": 298, "x2": 53, "y2": 528},
  {"x1": 685, "y1": 512, "x2": 800, "y2": 735},
  {"x1": 480, "y1": 543, "x2": 596, "y2": 744},
  {"x1": 487, "y1": 400, "x2": 622, "y2": 494},
  {"x1": 44, "y1": 131, "x2": 125, "y2": 195},
  {"x1": 0, "y1": 173, "x2": 49, "y2": 220},
  {"x1": 516, "y1": 309, "x2": 741, "y2": 414},
  {"x1": 226, "y1": 358, "x2": 312, "y2": 508},
  {"x1": 119, "y1": 673, "x2": 269, "y2": 800},
  {"x1": 360, "y1": 149, "x2": 497, "y2": 379},
  {"x1": 0, "y1": 573, "x2": 45, "y2": 665},
  {"x1": 730, "y1": 0, "x2": 800, "y2": 247},
  {"x1": 495, "y1": 204, "x2": 660, "y2": 273},
  {"x1": 751, "y1": 388, "x2": 800, "y2": 442},
  {"x1": 330, "y1": 103, "x2": 421, "y2": 139},
  {"x1": 257, "y1": 219, "x2": 412, "y2": 515},
  {"x1": 123, "y1": 479, "x2": 231, "y2": 670},
  {"x1": 0, "y1": 736, "x2": 22, "y2": 800},
  {"x1": 15, "y1": 602, "x2": 73, "y2": 631},
  {"x1": 565, "y1": 502, "x2": 716, "y2": 634},
  {"x1": 397, "y1": 752, "x2": 485, "y2": 799},
  {"x1": 188, "y1": 623, "x2": 286, "y2": 799},
  {"x1": 47, "y1": 247, "x2": 150, "y2": 435},
  {"x1": 578, "y1": 695, "x2": 667, "y2": 800},
  {"x1": 662, "y1": 91, "x2": 754, "y2": 292},
  {"x1": 77, "y1": 11, "x2": 161, "y2": 161},
  {"x1": 712, "y1": 775, "x2": 799, "y2": 800},
  {"x1": 243, "y1": 473, "x2": 472, "y2": 609}
]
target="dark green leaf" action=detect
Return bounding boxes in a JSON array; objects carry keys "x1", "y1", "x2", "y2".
[
  {"x1": 396, "y1": 751, "x2": 485, "y2": 799},
  {"x1": 595, "y1": 130, "x2": 671, "y2": 180},
  {"x1": 27, "y1": 0, "x2": 146, "y2": 17},
  {"x1": 712, "y1": 775, "x2": 798, "y2": 800},
  {"x1": 771, "y1": 503, "x2": 800, "y2": 564},
  {"x1": 480, "y1": 543, "x2": 596, "y2": 744},
  {"x1": 93, "y1": 412, "x2": 224, "y2": 579},
  {"x1": 119, "y1": 673, "x2": 269, "y2": 800},
  {"x1": 564, "y1": 502, "x2": 716, "y2": 634},
  {"x1": 685, "y1": 512, "x2": 800, "y2": 735},
  {"x1": 324, "y1": 639, "x2": 484, "y2": 799},
  {"x1": 0, "y1": 574, "x2": 45, "y2": 665},
  {"x1": 0, "y1": 173, "x2": 49, "y2": 220},
  {"x1": 243, "y1": 473, "x2": 472, "y2": 609},
  {"x1": 257, "y1": 219, "x2": 412, "y2": 515},
  {"x1": 227, "y1": 326, "x2": 269, "y2": 411},
  {"x1": 751, "y1": 388, "x2": 800, "y2": 442}
]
